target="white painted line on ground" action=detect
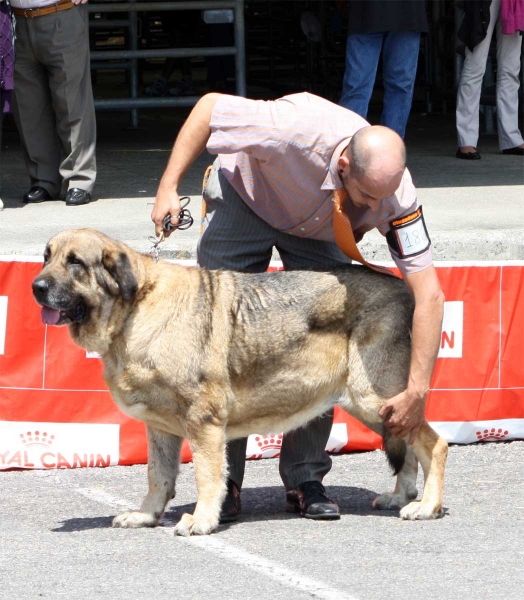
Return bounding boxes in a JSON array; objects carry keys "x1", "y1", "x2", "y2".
[
  {"x1": 74, "y1": 486, "x2": 359, "y2": 600},
  {"x1": 76, "y1": 487, "x2": 134, "y2": 508},
  {"x1": 178, "y1": 534, "x2": 357, "y2": 600}
]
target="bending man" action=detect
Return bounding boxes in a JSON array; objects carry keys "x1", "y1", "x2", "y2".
[{"x1": 152, "y1": 92, "x2": 444, "y2": 523}]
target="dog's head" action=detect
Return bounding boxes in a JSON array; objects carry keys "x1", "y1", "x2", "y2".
[{"x1": 32, "y1": 229, "x2": 143, "y2": 340}]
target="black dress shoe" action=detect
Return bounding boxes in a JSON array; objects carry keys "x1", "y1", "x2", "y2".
[
  {"x1": 65, "y1": 188, "x2": 91, "y2": 206},
  {"x1": 286, "y1": 480, "x2": 340, "y2": 520},
  {"x1": 219, "y1": 479, "x2": 241, "y2": 523},
  {"x1": 456, "y1": 149, "x2": 481, "y2": 160},
  {"x1": 502, "y1": 146, "x2": 524, "y2": 156},
  {"x1": 23, "y1": 186, "x2": 52, "y2": 203}
]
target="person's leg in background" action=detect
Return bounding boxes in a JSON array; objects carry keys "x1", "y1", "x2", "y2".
[
  {"x1": 494, "y1": 9, "x2": 524, "y2": 152},
  {"x1": 273, "y1": 232, "x2": 351, "y2": 519},
  {"x1": 46, "y1": 5, "x2": 96, "y2": 203},
  {"x1": 12, "y1": 17, "x2": 63, "y2": 200},
  {"x1": 339, "y1": 33, "x2": 383, "y2": 118},
  {"x1": 380, "y1": 30, "x2": 421, "y2": 138},
  {"x1": 455, "y1": 0, "x2": 498, "y2": 156}
]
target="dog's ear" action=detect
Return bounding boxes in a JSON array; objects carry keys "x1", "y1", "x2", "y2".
[{"x1": 102, "y1": 246, "x2": 138, "y2": 302}]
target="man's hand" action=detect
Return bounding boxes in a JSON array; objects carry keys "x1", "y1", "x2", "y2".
[
  {"x1": 379, "y1": 389, "x2": 427, "y2": 445},
  {"x1": 149, "y1": 94, "x2": 221, "y2": 238},
  {"x1": 151, "y1": 183, "x2": 182, "y2": 238}
]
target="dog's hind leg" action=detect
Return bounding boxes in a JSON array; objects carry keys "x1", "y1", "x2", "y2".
[
  {"x1": 373, "y1": 440, "x2": 419, "y2": 511},
  {"x1": 399, "y1": 421, "x2": 448, "y2": 520},
  {"x1": 174, "y1": 422, "x2": 227, "y2": 537},
  {"x1": 113, "y1": 426, "x2": 182, "y2": 528}
]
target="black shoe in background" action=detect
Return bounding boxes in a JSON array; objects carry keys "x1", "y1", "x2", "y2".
[
  {"x1": 219, "y1": 479, "x2": 242, "y2": 523},
  {"x1": 286, "y1": 480, "x2": 340, "y2": 520},
  {"x1": 23, "y1": 186, "x2": 52, "y2": 203},
  {"x1": 65, "y1": 188, "x2": 91, "y2": 206},
  {"x1": 502, "y1": 146, "x2": 524, "y2": 156}
]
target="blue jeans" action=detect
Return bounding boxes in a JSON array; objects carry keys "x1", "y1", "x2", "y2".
[{"x1": 339, "y1": 31, "x2": 421, "y2": 138}]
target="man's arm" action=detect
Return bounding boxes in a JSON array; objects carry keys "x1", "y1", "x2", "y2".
[
  {"x1": 151, "y1": 93, "x2": 222, "y2": 237},
  {"x1": 379, "y1": 265, "x2": 444, "y2": 444}
]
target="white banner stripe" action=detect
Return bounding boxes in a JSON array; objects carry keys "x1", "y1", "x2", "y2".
[
  {"x1": 0, "y1": 422, "x2": 120, "y2": 470},
  {"x1": 2, "y1": 255, "x2": 524, "y2": 268},
  {"x1": 430, "y1": 418, "x2": 524, "y2": 444},
  {"x1": 0, "y1": 296, "x2": 7, "y2": 355}
]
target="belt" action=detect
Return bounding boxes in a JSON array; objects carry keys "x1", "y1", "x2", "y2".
[{"x1": 13, "y1": 1, "x2": 74, "y2": 19}]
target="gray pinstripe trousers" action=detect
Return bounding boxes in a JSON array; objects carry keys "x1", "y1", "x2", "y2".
[{"x1": 197, "y1": 158, "x2": 350, "y2": 490}]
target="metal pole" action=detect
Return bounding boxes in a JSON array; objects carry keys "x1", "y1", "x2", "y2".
[
  {"x1": 89, "y1": 2, "x2": 236, "y2": 13},
  {"x1": 90, "y1": 47, "x2": 237, "y2": 61},
  {"x1": 234, "y1": 0, "x2": 246, "y2": 97},
  {"x1": 129, "y1": 0, "x2": 139, "y2": 128}
]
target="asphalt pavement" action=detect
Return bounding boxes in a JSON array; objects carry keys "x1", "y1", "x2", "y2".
[
  {"x1": 1, "y1": 107, "x2": 523, "y2": 600},
  {"x1": 1, "y1": 441, "x2": 523, "y2": 600}
]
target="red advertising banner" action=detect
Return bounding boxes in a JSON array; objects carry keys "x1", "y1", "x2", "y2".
[{"x1": 1, "y1": 258, "x2": 523, "y2": 470}]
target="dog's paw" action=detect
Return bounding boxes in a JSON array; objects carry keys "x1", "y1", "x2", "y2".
[
  {"x1": 372, "y1": 489, "x2": 417, "y2": 511},
  {"x1": 400, "y1": 501, "x2": 444, "y2": 520},
  {"x1": 173, "y1": 513, "x2": 217, "y2": 537},
  {"x1": 112, "y1": 511, "x2": 158, "y2": 528}
]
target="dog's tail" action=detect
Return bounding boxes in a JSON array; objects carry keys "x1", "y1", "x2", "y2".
[{"x1": 383, "y1": 428, "x2": 407, "y2": 475}]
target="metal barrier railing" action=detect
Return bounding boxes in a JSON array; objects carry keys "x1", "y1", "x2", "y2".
[{"x1": 88, "y1": 0, "x2": 246, "y2": 127}]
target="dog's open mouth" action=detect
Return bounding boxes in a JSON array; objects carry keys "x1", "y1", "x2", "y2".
[
  {"x1": 38, "y1": 299, "x2": 90, "y2": 326},
  {"x1": 42, "y1": 306, "x2": 71, "y2": 325},
  {"x1": 41, "y1": 306, "x2": 73, "y2": 326}
]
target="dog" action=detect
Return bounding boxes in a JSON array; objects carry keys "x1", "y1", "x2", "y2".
[{"x1": 32, "y1": 228, "x2": 448, "y2": 536}]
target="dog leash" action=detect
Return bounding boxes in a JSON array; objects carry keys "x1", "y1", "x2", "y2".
[
  {"x1": 332, "y1": 188, "x2": 398, "y2": 278},
  {"x1": 147, "y1": 196, "x2": 194, "y2": 262}
]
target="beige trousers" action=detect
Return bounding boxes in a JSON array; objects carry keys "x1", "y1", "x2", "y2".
[
  {"x1": 13, "y1": 4, "x2": 96, "y2": 197},
  {"x1": 456, "y1": 0, "x2": 524, "y2": 151}
]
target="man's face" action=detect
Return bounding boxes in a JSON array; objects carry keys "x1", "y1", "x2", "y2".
[
  {"x1": 339, "y1": 154, "x2": 402, "y2": 213},
  {"x1": 343, "y1": 173, "x2": 384, "y2": 213}
]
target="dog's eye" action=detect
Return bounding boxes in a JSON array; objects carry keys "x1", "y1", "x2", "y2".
[
  {"x1": 67, "y1": 254, "x2": 86, "y2": 269},
  {"x1": 43, "y1": 249, "x2": 50, "y2": 264}
]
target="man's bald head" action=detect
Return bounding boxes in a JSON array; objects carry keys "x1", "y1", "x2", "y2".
[
  {"x1": 346, "y1": 125, "x2": 406, "y2": 188},
  {"x1": 337, "y1": 125, "x2": 407, "y2": 212}
]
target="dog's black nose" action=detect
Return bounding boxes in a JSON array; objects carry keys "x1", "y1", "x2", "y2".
[{"x1": 32, "y1": 278, "x2": 49, "y2": 298}]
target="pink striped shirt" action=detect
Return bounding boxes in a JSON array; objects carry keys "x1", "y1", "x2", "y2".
[{"x1": 208, "y1": 93, "x2": 433, "y2": 275}]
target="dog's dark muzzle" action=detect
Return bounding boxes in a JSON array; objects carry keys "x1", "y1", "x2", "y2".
[{"x1": 32, "y1": 276, "x2": 89, "y2": 326}]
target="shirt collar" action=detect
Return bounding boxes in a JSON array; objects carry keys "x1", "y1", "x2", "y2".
[{"x1": 322, "y1": 138, "x2": 351, "y2": 191}]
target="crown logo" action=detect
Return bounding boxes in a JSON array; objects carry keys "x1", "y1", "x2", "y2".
[
  {"x1": 254, "y1": 433, "x2": 283, "y2": 452},
  {"x1": 476, "y1": 428, "x2": 509, "y2": 441},
  {"x1": 20, "y1": 431, "x2": 55, "y2": 448}
]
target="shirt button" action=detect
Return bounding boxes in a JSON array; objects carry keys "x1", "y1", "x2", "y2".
[
  {"x1": 315, "y1": 217, "x2": 319, "y2": 221},
  {"x1": 300, "y1": 227, "x2": 305, "y2": 231}
]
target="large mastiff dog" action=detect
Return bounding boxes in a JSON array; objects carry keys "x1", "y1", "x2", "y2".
[{"x1": 32, "y1": 228, "x2": 448, "y2": 536}]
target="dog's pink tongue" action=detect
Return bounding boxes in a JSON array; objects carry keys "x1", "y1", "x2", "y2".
[{"x1": 41, "y1": 307, "x2": 61, "y2": 325}]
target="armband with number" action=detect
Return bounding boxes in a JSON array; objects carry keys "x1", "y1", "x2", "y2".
[{"x1": 386, "y1": 206, "x2": 431, "y2": 259}]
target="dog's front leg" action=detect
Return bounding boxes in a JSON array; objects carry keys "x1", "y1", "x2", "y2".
[
  {"x1": 113, "y1": 426, "x2": 182, "y2": 528},
  {"x1": 174, "y1": 422, "x2": 227, "y2": 537}
]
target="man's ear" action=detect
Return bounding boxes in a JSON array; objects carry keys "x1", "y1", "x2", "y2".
[
  {"x1": 338, "y1": 152, "x2": 350, "y2": 177},
  {"x1": 102, "y1": 247, "x2": 138, "y2": 301}
]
